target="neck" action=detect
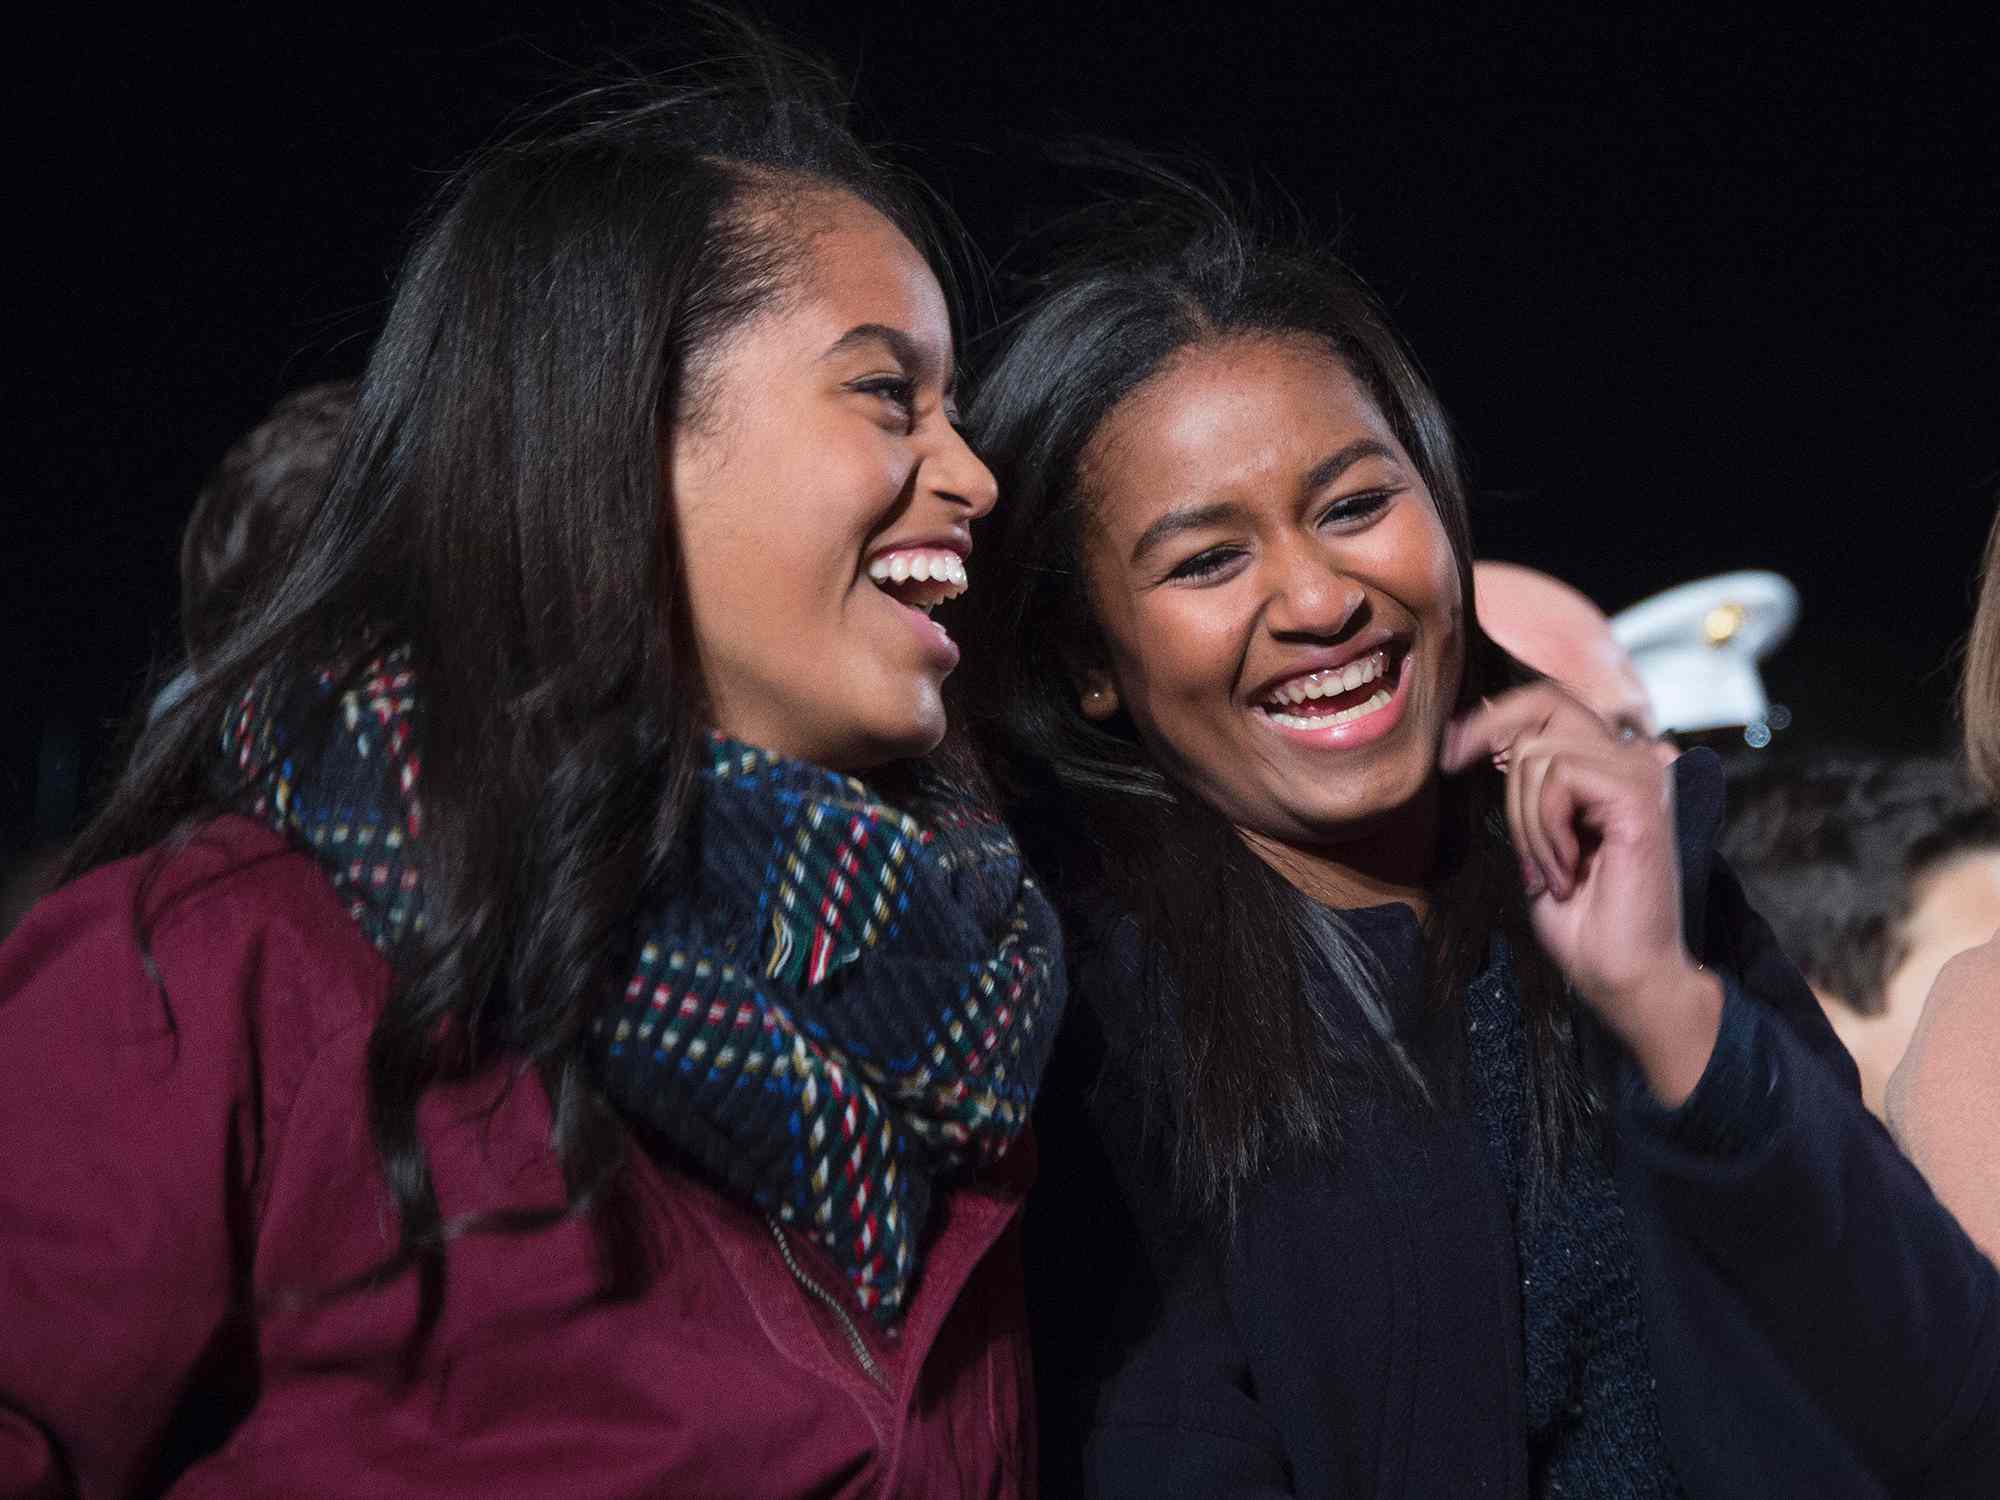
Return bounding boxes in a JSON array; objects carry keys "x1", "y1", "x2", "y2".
[{"x1": 1238, "y1": 781, "x2": 1439, "y2": 917}]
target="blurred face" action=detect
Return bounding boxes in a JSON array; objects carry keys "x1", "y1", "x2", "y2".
[
  {"x1": 1077, "y1": 335, "x2": 1465, "y2": 855},
  {"x1": 670, "y1": 192, "x2": 998, "y2": 771},
  {"x1": 1473, "y1": 561, "x2": 1657, "y2": 740}
]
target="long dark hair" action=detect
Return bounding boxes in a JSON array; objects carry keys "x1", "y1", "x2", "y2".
[
  {"x1": 63, "y1": 22, "x2": 960, "y2": 1330},
  {"x1": 953, "y1": 169, "x2": 1590, "y2": 1214}
]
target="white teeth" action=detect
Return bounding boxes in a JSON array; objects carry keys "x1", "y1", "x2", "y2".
[
  {"x1": 866, "y1": 549, "x2": 970, "y2": 600},
  {"x1": 1265, "y1": 687, "x2": 1392, "y2": 730},
  {"x1": 1265, "y1": 650, "x2": 1387, "y2": 707}
]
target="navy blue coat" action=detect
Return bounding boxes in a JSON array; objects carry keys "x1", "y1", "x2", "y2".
[{"x1": 1027, "y1": 752, "x2": 2000, "y2": 1497}]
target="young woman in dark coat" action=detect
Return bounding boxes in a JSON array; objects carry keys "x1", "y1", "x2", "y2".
[{"x1": 951, "y1": 182, "x2": 2000, "y2": 1497}]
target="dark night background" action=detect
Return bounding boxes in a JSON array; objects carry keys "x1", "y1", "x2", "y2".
[{"x1": 8, "y1": 3, "x2": 1997, "y2": 860}]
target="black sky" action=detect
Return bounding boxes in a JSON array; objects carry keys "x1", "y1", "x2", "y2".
[{"x1": 9, "y1": 3, "x2": 1998, "y2": 849}]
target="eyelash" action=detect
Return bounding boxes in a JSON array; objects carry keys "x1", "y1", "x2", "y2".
[
  {"x1": 854, "y1": 376, "x2": 967, "y2": 437},
  {"x1": 856, "y1": 375, "x2": 916, "y2": 412},
  {"x1": 1164, "y1": 490, "x2": 1397, "y2": 583}
]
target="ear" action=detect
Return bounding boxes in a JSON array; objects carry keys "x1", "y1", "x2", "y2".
[{"x1": 1079, "y1": 668, "x2": 1121, "y2": 722}]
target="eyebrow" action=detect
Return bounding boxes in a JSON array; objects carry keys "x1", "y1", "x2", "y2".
[
  {"x1": 823, "y1": 322, "x2": 953, "y2": 393},
  {"x1": 1130, "y1": 501, "x2": 1251, "y2": 566},
  {"x1": 1128, "y1": 438, "x2": 1401, "y2": 565},
  {"x1": 1302, "y1": 438, "x2": 1398, "y2": 493}
]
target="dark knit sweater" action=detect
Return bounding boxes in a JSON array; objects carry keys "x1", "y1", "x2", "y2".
[{"x1": 1025, "y1": 751, "x2": 2000, "y2": 1498}]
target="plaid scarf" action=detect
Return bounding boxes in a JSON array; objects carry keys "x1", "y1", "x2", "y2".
[{"x1": 222, "y1": 648, "x2": 1065, "y2": 1327}]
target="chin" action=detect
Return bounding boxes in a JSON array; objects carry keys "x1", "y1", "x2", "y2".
[
  {"x1": 1277, "y1": 766, "x2": 1435, "y2": 842},
  {"x1": 838, "y1": 712, "x2": 948, "y2": 775}
]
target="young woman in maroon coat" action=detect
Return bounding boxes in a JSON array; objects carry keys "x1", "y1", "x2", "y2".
[{"x1": 0, "y1": 29, "x2": 1061, "y2": 1499}]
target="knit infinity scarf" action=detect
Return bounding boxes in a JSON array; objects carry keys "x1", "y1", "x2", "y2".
[
  {"x1": 1462, "y1": 943, "x2": 1678, "y2": 1496},
  {"x1": 221, "y1": 648, "x2": 1066, "y2": 1327}
]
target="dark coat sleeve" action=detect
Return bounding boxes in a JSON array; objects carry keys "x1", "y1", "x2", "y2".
[{"x1": 1618, "y1": 751, "x2": 2000, "y2": 1497}]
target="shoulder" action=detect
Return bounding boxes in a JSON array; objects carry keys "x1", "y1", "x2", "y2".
[
  {"x1": 1, "y1": 815, "x2": 390, "y2": 1067},
  {"x1": 0, "y1": 818, "x2": 392, "y2": 1493},
  {"x1": 1886, "y1": 937, "x2": 2000, "y2": 1193}
]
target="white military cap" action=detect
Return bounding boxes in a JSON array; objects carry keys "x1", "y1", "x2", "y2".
[{"x1": 1608, "y1": 571, "x2": 1799, "y2": 734}]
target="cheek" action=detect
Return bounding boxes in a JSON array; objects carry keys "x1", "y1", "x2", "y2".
[
  {"x1": 685, "y1": 422, "x2": 904, "y2": 602},
  {"x1": 1108, "y1": 591, "x2": 1239, "y2": 705},
  {"x1": 801, "y1": 429, "x2": 914, "y2": 561},
  {"x1": 1401, "y1": 509, "x2": 1462, "y2": 611},
  {"x1": 1401, "y1": 513, "x2": 1465, "y2": 684}
]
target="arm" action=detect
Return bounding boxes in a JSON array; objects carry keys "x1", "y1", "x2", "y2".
[
  {"x1": 1447, "y1": 693, "x2": 2000, "y2": 1486},
  {"x1": 1886, "y1": 933, "x2": 2000, "y2": 1262},
  {"x1": 0, "y1": 836, "x2": 277, "y2": 1497},
  {"x1": 1623, "y1": 881, "x2": 2000, "y2": 1492}
]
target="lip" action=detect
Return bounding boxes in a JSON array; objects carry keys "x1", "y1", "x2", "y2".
[
  {"x1": 876, "y1": 587, "x2": 961, "y2": 671},
  {"x1": 1250, "y1": 638, "x2": 1413, "y2": 752},
  {"x1": 1243, "y1": 627, "x2": 1403, "y2": 708}
]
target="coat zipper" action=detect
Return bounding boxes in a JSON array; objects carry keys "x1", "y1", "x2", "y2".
[{"x1": 767, "y1": 1215, "x2": 890, "y2": 1392}]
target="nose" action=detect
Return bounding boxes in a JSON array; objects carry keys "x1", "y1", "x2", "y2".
[
  {"x1": 1263, "y1": 536, "x2": 1367, "y2": 639},
  {"x1": 928, "y1": 421, "x2": 999, "y2": 522}
]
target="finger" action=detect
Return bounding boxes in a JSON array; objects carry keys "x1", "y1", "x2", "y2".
[
  {"x1": 1537, "y1": 757, "x2": 1585, "y2": 892},
  {"x1": 1442, "y1": 683, "x2": 1609, "y2": 772},
  {"x1": 1442, "y1": 687, "x2": 1556, "y2": 773},
  {"x1": 1518, "y1": 750, "x2": 1569, "y2": 898},
  {"x1": 1508, "y1": 735, "x2": 1590, "y2": 896},
  {"x1": 1540, "y1": 751, "x2": 1663, "y2": 860},
  {"x1": 1503, "y1": 747, "x2": 1547, "y2": 897}
]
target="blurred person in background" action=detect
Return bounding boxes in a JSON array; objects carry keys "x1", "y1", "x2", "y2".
[
  {"x1": 6, "y1": 385, "x2": 357, "y2": 939},
  {"x1": 1474, "y1": 560, "x2": 1657, "y2": 740},
  {"x1": 150, "y1": 380, "x2": 357, "y2": 722},
  {"x1": 1888, "y1": 508, "x2": 2000, "y2": 1261},
  {"x1": 1722, "y1": 752, "x2": 2000, "y2": 1118},
  {"x1": 182, "y1": 383, "x2": 358, "y2": 655},
  {"x1": 1612, "y1": 570, "x2": 1799, "y2": 756}
]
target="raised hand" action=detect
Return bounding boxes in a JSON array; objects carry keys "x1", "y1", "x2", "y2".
[{"x1": 1441, "y1": 683, "x2": 1722, "y2": 1105}]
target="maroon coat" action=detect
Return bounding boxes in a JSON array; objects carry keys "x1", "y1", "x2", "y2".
[{"x1": 0, "y1": 818, "x2": 1036, "y2": 1498}]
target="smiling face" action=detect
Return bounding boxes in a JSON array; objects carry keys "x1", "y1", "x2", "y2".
[
  {"x1": 1077, "y1": 334, "x2": 1465, "y2": 865},
  {"x1": 669, "y1": 191, "x2": 997, "y2": 771}
]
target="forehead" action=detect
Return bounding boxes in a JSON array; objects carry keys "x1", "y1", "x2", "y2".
[
  {"x1": 1086, "y1": 335, "x2": 1403, "y2": 525},
  {"x1": 1479, "y1": 590, "x2": 1645, "y2": 710},
  {"x1": 784, "y1": 192, "x2": 950, "y2": 352}
]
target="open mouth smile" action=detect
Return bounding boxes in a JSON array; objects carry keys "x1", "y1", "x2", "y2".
[
  {"x1": 865, "y1": 545, "x2": 968, "y2": 668},
  {"x1": 1257, "y1": 648, "x2": 1396, "y2": 728},
  {"x1": 1250, "y1": 641, "x2": 1412, "y2": 746}
]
